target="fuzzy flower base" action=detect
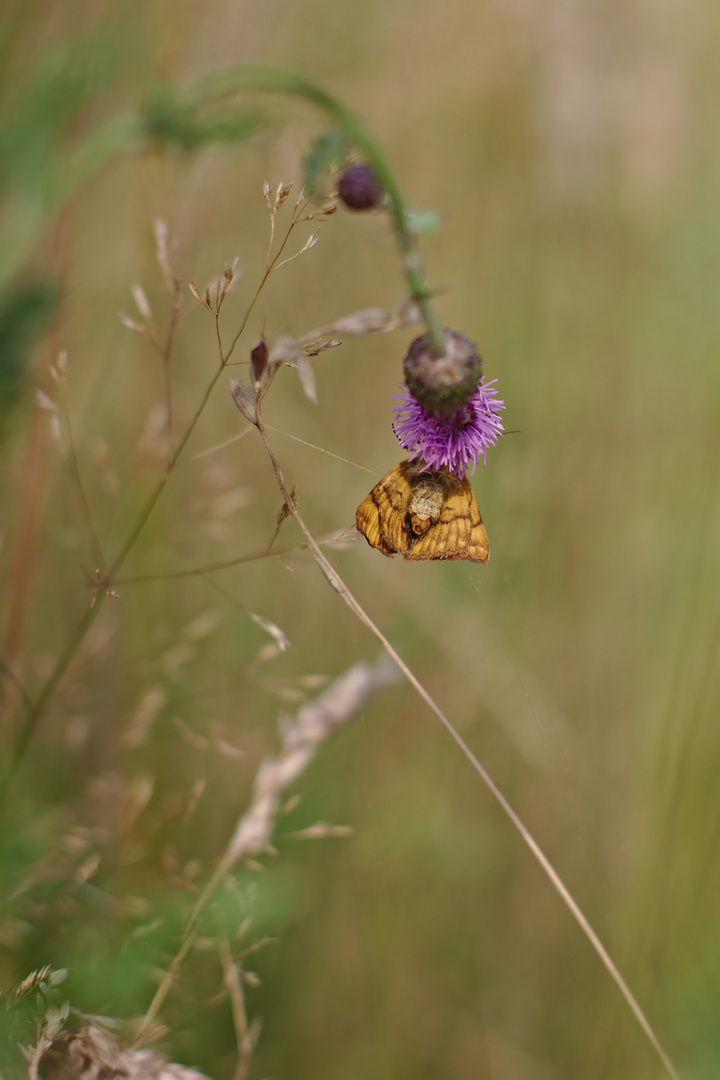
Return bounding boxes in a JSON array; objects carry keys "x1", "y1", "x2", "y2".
[{"x1": 393, "y1": 379, "x2": 505, "y2": 477}]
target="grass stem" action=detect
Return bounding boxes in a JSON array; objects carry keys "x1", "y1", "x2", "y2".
[{"x1": 253, "y1": 412, "x2": 680, "y2": 1080}]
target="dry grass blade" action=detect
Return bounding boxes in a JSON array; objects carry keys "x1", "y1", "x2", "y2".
[
  {"x1": 218, "y1": 936, "x2": 262, "y2": 1080},
  {"x1": 252, "y1": 415, "x2": 681, "y2": 1080},
  {"x1": 226, "y1": 654, "x2": 397, "y2": 864},
  {"x1": 137, "y1": 654, "x2": 399, "y2": 1039}
]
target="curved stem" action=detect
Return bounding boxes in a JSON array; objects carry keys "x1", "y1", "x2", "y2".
[
  {"x1": 0, "y1": 359, "x2": 219, "y2": 803},
  {"x1": 180, "y1": 62, "x2": 446, "y2": 356},
  {"x1": 4, "y1": 63, "x2": 445, "y2": 352}
]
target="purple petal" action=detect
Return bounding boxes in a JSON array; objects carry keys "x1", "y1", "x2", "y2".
[{"x1": 392, "y1": 378, "x2": 505, "y2": 478}]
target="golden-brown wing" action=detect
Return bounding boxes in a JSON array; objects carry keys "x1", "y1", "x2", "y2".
[
  {"x1": 356, "y1": 461, "x2": 415, "y2": 557},
  {"x1": 405, "y1": 478, "x2": 489, "y2": 563},
  {"x1": 356, "y1": 488, "x2": 396, "y2": 556},
  {"x1": 464, "y1": 483, "x2": 490, "y2": 563},
  {"x1": 374, "y1": 462, "x2": 414, "y2": 554}
]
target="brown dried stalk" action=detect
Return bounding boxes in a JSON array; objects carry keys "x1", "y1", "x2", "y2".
[
  {"x1": 137, "y1": 654, "x2": 399, "y2": 1040},
  {"x1": 218, "y1": 935, "x2": 262, "y2": 1080}
]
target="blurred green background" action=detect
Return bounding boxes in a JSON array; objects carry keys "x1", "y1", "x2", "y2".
[{"x1": 2, "y1": 0, "x2": 720, "y2": 1077}]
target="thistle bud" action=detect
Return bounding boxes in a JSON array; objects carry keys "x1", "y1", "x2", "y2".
[
  {"x1": 338, "y1": 164, "x2": 383, "y2": 211},
  {"x1": 402, "y1": 330, "x2": 483, "y2": 419}
]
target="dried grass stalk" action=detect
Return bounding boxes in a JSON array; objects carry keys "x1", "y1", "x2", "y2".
[{"x1": 225, "y1": 654, "x2": 398, "y2": 865}]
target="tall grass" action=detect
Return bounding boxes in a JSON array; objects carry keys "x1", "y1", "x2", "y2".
[{"x1": 2, "y1": 2, "x2": 720, "y2": 1077}]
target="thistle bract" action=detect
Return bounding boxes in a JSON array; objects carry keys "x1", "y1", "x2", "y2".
[{"x1": 402, "y1": 330, "x2": 482, "y2": 419}]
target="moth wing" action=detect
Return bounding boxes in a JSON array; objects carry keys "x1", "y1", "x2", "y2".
[
  {"x1": 458, "y1": 478, "x2": 489, "y2": 563},
  {"x1": 356, "y1": 490, "x2": 396, "y2": 557},
  {"x1": 404, "y1": 478, "x2": 489, "y2": 563},
  {"x1": 464, "y1": 489, "x2": 490, "y2": 563},
  {"x1": 405, "y1": 487, "x2": 471, "y2": 560},
  {"x1": 374, "y1": 462, "x2": 414, "y2": 554}
]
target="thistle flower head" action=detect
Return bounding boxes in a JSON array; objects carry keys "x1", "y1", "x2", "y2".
[{"x1": 393, "y1": 378, "x2": 505, "y2": 478}]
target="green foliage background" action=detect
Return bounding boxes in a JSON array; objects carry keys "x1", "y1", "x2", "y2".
[{"x1": 2, "y1": 0, "x2": 720, "y2": 1077}]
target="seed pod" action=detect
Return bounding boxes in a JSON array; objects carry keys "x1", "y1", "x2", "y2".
[{"x1": 229, "y1": 378, "x2": 257, "y2": 425}]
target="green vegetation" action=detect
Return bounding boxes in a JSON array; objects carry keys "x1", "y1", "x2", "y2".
[{"x1": 2, "y1": 2, "x2": 720, "y2": 1078}]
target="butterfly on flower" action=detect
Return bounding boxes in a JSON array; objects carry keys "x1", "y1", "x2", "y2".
[{"x1": 356, "y1": 459, "x2": 489, "y2": 563}]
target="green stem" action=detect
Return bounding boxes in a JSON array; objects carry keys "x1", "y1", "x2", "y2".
[
  {"x1": 109, "y1": 357, "x2": 229, "y2": 577},
  {"x1": 180, "y1": 62, "x2": 446, "y2": 356},
  {"x1": 0, "y1": 350, "x2": 222, "y2": 804},
  {"x1": 0, "y1": 599, "x2": 102, "y2": 806},
  {"x1": 4, "y1": 63, "x2": 445, "y2": 352}
]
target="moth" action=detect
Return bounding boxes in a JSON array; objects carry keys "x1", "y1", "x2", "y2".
[{"x1": 356, "y1": 459, "x2": 489, "y2": 563}]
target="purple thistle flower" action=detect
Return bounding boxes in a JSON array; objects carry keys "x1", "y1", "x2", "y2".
[{"x1": 393, "y1": 378, "x2": 505, "y2": 478}]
